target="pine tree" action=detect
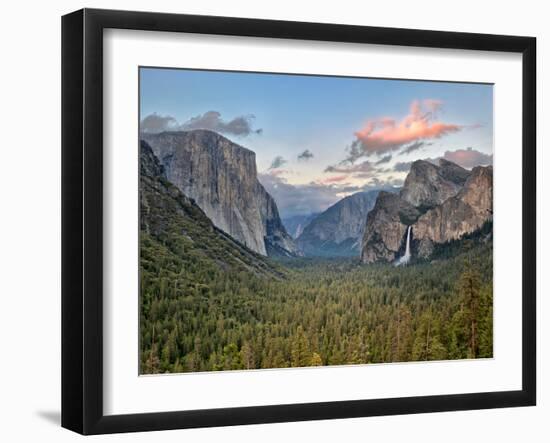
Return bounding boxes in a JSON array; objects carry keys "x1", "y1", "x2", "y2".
[
  {"x1": 240, "y1": 342, "x2": 255, "y2": 369},
  {"x1": 310, "y1": 352, "x2": 323, "y2": 366},
  {"x1": 144, "y1": 343, "x2": 161, "y2": 373},
  {"x1": 222, "y1": 343, "x2": 243, "y2": 370},
  {"x1": 478, "y1": 284, "x2": 494, "y2": 358},
  {"x1": 458, "y1": 262, "x2": 482, "y2": 358},
  {"x1": 291, "y1": 326, "x2": 310, "y2": 367}
]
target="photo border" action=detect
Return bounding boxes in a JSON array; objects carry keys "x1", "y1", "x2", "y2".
[{"x1": 62, "y1": 8, "x2": 536, "y2": 434}]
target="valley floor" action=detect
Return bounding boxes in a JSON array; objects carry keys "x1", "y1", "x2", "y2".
[{"x1": 140, "y1": 241, "x2": 493, "y2": 374}]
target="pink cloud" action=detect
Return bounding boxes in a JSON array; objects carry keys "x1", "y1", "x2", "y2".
[
  {"x1": 422, "y1": 99, "x2": 443, "y2": 114},
  {"x1": 267, "y1": 169, "x2": 287, "y2": 177},
  {"x1": 319, "y1": 175, "x2": 349, "y2": 184},
  {"x1": 441, "y1": 147, "x2": 492, "y2": 169},
  {"x1": 351, "y1": 99, "x2": 461, "y2": 158}
]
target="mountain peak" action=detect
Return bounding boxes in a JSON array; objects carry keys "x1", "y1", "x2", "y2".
[
  {"x1": 362, "y1": 157, "x2": 492, "y2": 264},
  {"x1": 438, "y1": 158, "x2": 470, "y2": 186},
  {"x1": 400, "y1": 158, "x2": 469, "y2": 208},
  {"x1": 140, "y1": 140, "x2": 165, "y2": 179},
  {"x1": 296, "y1": 190, "x2": 382, "y2": 257},
  {"x1": 411, "y1": 158, "x2": 437, "y2": 168},
  {"x1": 143, "y1": 129, "x2": 257, "y2": 158}
]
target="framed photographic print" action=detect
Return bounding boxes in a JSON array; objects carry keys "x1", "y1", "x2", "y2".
[{"x1": 61, "y1": 8, "x2": 536, "y2": 435}]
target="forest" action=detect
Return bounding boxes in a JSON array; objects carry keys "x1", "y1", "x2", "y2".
[
  {"x1": 140, "y1": 235, "x2": 493, "y2": 374},
  {"x1": 139, "y1": 140, "x2": 493, "y2": 374}
]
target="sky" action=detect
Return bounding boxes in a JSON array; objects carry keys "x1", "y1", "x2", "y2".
[{"x1": 140, "y1": 67, "x2": 493, "y2": 218}]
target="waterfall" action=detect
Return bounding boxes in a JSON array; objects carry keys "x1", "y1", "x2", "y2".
[{"x1": 395, "y1": 226, "x2": 412, "y2": 266}]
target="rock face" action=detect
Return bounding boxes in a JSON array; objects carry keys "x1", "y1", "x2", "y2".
[
  {"x1": 360, "y1": 191, "x2": 421, "y2": 263},
  {"x1": 140, "y1": 140, "x2": 280, "y2": 277},
  {"x1": 413, "y1": 165, "x2": 493, "y2": 257},
  {"x1": 400, "y1": 159, "x2": 470, "y2": 208},
  {"x1": 282, "y1": 213, "x2": 319, "y2": 239},
  {"x1": 297, "y1": 191, "x2": 381, "y2": 257},
  {"x1": 141, "y1": 130, "x2": 299, "y2": 257},
  {"x1": 361, "y1": 159, "x2": 492, "y2": 263}
]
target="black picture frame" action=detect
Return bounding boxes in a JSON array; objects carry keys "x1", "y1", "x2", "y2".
[{"x1": 62, "y1": 8, "x2": 536, "y2": 435}]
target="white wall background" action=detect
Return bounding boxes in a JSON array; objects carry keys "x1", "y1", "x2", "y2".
[{"x1": 0, "y1": 0, "x2": 546, "y2": 441}]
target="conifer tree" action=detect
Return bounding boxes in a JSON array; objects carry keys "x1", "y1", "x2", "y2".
[
  {"x1": 458, "y1": 262, "x2": 482, "y2": 358},
  {"x1": 291, "y1": 326, "x2": 310, "y2": 367}
]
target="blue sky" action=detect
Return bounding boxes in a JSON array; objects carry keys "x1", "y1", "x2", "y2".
[{"x1": 140, "y1": 67, "x2": 493, "y2": 217}]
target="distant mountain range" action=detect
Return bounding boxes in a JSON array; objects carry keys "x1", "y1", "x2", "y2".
[
  {"x1": 282, "y1": 213, "x2": 319, "y2": 239},
  {"x1": 139, "y1": 130, "x2": 492, "y2": 264},
  {"x1": 296, "y1": 191, "x2": 381, "y2": 257}
]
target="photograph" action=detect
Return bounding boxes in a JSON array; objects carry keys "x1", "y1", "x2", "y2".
[
  {"x1": 138, "y1": 67, "x2": 494, "y2": 374},
  {"x1": 1, "y1": 1, "x2": 544, "y2": 440}
]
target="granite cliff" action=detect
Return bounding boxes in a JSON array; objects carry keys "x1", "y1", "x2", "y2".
[
  {"x1": 141, "y1": 130, "x2": 299, "y2": 257},
  {"x1": 400, "y1": 159, "x2": 470, "y2": 208},
  {"x1": 139, "y1": 140, "x2": 280, "y2": 276},
  {"x1": 360, "y1": 191, "x2": 421, "y2": 263},
  {"x1": 361, "y1": 159, "x2": 492, "y2": 263},
  {"x1": 296, "y1": 191, "x2": 381, "y2": 257},
  {"x1": 282, "y1": 213, "x2": 319, "y2": 239},
  {"x1": 413, "y1": 165, "x2": 493, "y2": 257}
]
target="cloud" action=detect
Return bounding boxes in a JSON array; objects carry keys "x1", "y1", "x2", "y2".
[
  {"x1": 388, "y1": 177, "x2": 405, "y2": 187},
  {"x1": 324, "y1": 160, "x2": 377, "y2": 175},
  {"x1": 258, "y1": 174, "x2": 343, "y2": 217},
  {"x1": 399, "y1": 141, "x2": 431, "y2": 156},
  {"x1": 375, "y1": 155, "x2": 392, "y2": 165},
  {"x1": 258, "y1": 173, "x2": 397, "y2": 217},
  {"x1": 423, "y1": 99, "x2": 444, "y2": 115},
  {"x1": 440, "y1": 147, "x2": 493, "y2": 169},
  {"x1": 393, "y1": 161, "x2": 413, "y2": 173},
  {"x1": 345, "y1": 100, "x2": 462, "y2": 161},
  {"x1": 181, "y1": 111, "x2": 262, "y2": 136},
  {"x1": 265, "y1": 169, "x2": 288, "y2": 177},
  {"x1": 140, "y1": 111, "x2": 262, "y2": 136},
  {"x1": 140, "y1": 114, "x2": 178, "y2": 133},
  {"x1": 319, "y1": 175, "x2": 349, "y2": 184},
  {"x1": 337, "y1": 185, "x2": 368, "y2": 194},
  {"x1": 392, "y1": 147, "x2": 492, "y2": 173},
  {"x1": 268, "y1": 156, "x2": 288, "y2": 170},
  {"x1": 323, "y1": 158, "x2": 397, "y2": 183},
  {"x1": 297, "y1": 149, "x2": 314, "y2": 161}
]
